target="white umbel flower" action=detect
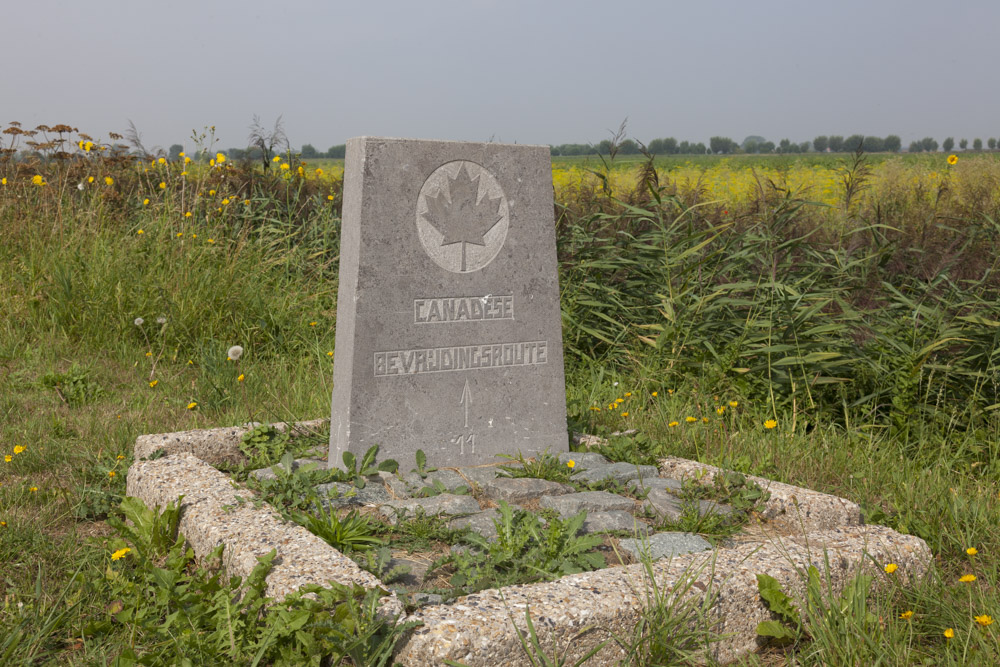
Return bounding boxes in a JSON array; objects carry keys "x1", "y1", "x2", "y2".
[{"x1": 227, "y1": 345, "x2": 244, "y2": 361}]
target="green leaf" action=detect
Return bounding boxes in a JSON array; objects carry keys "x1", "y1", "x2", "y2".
[
  {"x1": 756, "y1": 573, "x2": 800, "y2": 625},
  {"x1": 756, "y1": 620, "x2": 797, "y2": 641}
]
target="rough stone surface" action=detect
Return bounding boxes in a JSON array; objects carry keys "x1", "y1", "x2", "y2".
[
  {"x1": 134, "y1": 419, "x2": 329, "y2": 465},
  {"x1": 396, "y1": 524, "x2": 930, "y2": 666},
  {"x1": 579, "y1": 511, "x2": 650, "y2": 536},
  {"x1": 125, "y1": 453, "x2": 401, "y2": 616},
  {"x1": 315, "y1": 481, "x2": 392, "y2": 507},
  {"x1": 376, "y1": 493, "x2": 482, "y2": 524},
  {"x1": 641, "y1": 488, "x2": 734, "y2": 522},
  {"x1": 329, "y1": 137, "x2": 568, "y2": 470},
  {"x1": 448, "y1": 509, "x2": 500, "y2": 540},
  {"x1": 627, "y1": 476, "x2": 684, "y2": 495},
  {"x1": 571, "y1": 462, "x2": 659, "y2": 485},
  {"x1": 538, "y1": 490, "x2": 634, "y2": 517},
  {"x1": 250, "y1": 457, "x2": 326, "y2": 481},
  {"x1": 618, "y1": 532, "x2": 712, "y2": 561},
  {"x1": 400, "y1": 469, "x2": 471, "y2": 494},
  {"x1": 480, "y1": 477, "x2": 574, "y2": 504},
  {"x1": 453, "y1": 465, "x2": 501, "y2": 488},
  {"x1": 557, "y1": 451, "x2": 610, "y2": 469},
  {"x1": 659, "y1": 457, "x2": 863, "y2": 532}
]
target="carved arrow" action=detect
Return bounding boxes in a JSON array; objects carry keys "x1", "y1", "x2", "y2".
[{"x1": 459, "y1": 379, "x2": 472, "y2": 428}]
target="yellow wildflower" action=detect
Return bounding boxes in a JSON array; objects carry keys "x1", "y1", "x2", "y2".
[
  {"x1": 159, "y1": 181, "x2": 166, "y2": 190},
  {"x1": 729, "y1": 400, "x2": 738, "y2": 407},
  {"x1": 315, "y1": 168, "x2": 324, "y2": 176},
  {"x1": 327, "y1": 195, "x2": 334, "y2": 201},
  {"x1": 944, "y1": 628, "x2": 954, "y2": 639},
  {"x1": 0, "y1": 521, "x2": 6, "y2": 527},
  {"x1": 185, "y1": 211, "x2": 192, "y2": 217},
  {"x1": 143, "y1": 198, "x2": 150, "y2": 206},
  {"x1": 884, "y1": 563, "x2": 898, "y2": 574},
  {"x1": 237, "y1": 374, "x2": 245, "y2": 382},
  {"x1": 186, "y1": 402, "x2": 197, "y2": 410},
  {"x1": 176, "y1": 232, "x2": 183, "y2": 238},
  {"x1": 702, "y1": 417, "x2": 709, "y2": 423},
  {"x1": 145, "y1": 351, "x2": 152, "y2": 357},
  {"x1": 1, "y1": 177, "x2": 6, "y2": 185},
  {"x1": 149, "y1": 380, "x2": 158, "y2": 388},
  {"x1": 209, "y1": 189, "x2": 216, "y2": 196},
  {"x1": 104, "y1": 176, "x2": 114, "y2": 186},
  {"x1": 589, "y1": 405, "x2": 600, "y2": 411},
  {"x1": 947, "y1": 154, "x2": 958, "y2": 165},
  {"x1": 158, "y1": 157, "x2": 166, "y2": 165},
  {"x1": 327, "y1": 351, "x2": 334, "y2": 357},
  {"x1": 117, "y1": 454, "x2": 125, "y2": 460},
  {"x1": 309, "y1": 321, "x2": 318, "y2": 327},
  {"x1": 184, "y1": 156, "x2": 191, "y2": 164},
  {"x1": 273, "y1": 155, "x2": 281, "y2": 162},
  {"x1": 899, "y1": 610, "x2": 913, "y2": 620},
  {"x1": 685, "y1": 416, "x2": 697, "y2": 423},
  {"x1": 280, "y1": 163, "x2": 290, "y2": 171},
  {"x1": 222, "y1": 198, "x2": 230, "y2": 205},
  {"x1": 567, "y1": 460, "x2": 575, "y2": 469},
  {"x1": 651, "y1": 391, "x2": 658, "y2": 397},
  {"x1": 4, "y1": 455, "x2": 10, "y2": 463},
  {"x1": 207, "y1": 238, "x2": 215, "y2": 244},
  {"x1": 625, "y1": 392, "x2": 632, "y2": 397},
  {"x1": 32, "y1": 174, "x2": 44, "y2": 186},
  {"x1": 669, "y1": 421, "x2": 679, "y2": 427},
  {"x1": 764, "y1": 419, "x2": 777, "y2": 429},
  {"x1": 108, "y1": 470, "x2": 116, "y2": 478},
  {"x1": 975, "y1": 615, "x2": 994, "y2": 626},
  {"x1": 29, "y1": 486, "x2": 37, "y2": 493},
  {"x1": 716, "y1": 406, "x2": 725, "y2": 415},
  {"x1": 13, "y1": 445, "x2": 25, "y2": 454},
  {"x1": 88, "y1": 176, "x2": 94, "y2": 183},
  {"x1": 967, "y1": 547, "x2": 978, "y2": 556},
  {"x1": 621, "y1": 412, "x2": 629, "y2": 417},
  {"x1": 179, "y1": 152, "x2": 185, "y2": 157},
  {"x1": 959, "y1": 574, "x2": 977, "y2": 583},
  {"x1": 215, "y1": 152, "x2": 226, "y2": 164},
  {"x1": 111, "y1": 547, "x2": 131, "y2": 561}
]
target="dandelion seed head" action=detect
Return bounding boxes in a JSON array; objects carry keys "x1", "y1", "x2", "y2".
[
  {"x1": 134, "y1": 317, "x2": 144, "y2": 326},
  {"x1": 227, "y1": 345, "x2": 243, "y2": 361}
]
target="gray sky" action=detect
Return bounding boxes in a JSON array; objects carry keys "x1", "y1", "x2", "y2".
[{"x1": 5, "y1": 0, "x2": 999, "y2": 152}]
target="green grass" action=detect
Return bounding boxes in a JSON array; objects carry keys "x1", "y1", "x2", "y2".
[{"x1": 2, "y1": 145, "x2": 1000, "y2": 664}]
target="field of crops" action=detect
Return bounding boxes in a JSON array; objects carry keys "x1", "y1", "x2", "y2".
[{"x1": 1, "y1": 131, "x2": 999, "y2": 664}]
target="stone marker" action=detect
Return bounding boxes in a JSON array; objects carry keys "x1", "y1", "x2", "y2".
[{"x1": 330, "y1": 137, "x2": 568, "y2": 469}]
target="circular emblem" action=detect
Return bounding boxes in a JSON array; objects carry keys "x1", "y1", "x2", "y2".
[{"x1": 415, "y1": 160, "x2": 509, "y2": 273}]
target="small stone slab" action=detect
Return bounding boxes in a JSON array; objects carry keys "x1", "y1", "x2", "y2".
[
  {"x1": 480, "y1": 477, "x2": 574, "y2": 504},
  {"x1": 404, "y1": 469, "x2": 472, "y2": 493},
  {"x1": 538, "y1": 490, "x2": 634, "y2": 517},
  {"x1": 571, "y1": 462, "x2": 659, "y2": 485},
  {"x1": 448, "y1": 508, "x2": 500, "y2": 540},
  {"x1": 626, "y1": 476, "x2": 684, "y2": 496},
  {"x1": 641, "y1": 488, "x2": 734, "y2": 522},
  {"x1": 579, "y1": 511, "x2": 650, "y2": 536},
  {"x1": 557, "y1": 452, "x2": 610, "y2": 470},
  {"x1": 377, "y1": 493, "x2": 482, "y2": 524},
  {"x1": 250, "y1": 458, "x2": 327, "y2": 481},
  {"x1": 315, "y1": 481, "x2": 392, "y2": 507},
  {"x1": 618, "y1": 532, "x2": 711, "y2": 561},
  {"x1": 453, "y1": 466, "x2": 500, "y2": 488}
]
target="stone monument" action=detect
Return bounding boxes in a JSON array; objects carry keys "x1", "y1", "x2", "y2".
[{"x1": 329, "y1": 137, "x2": 568, "y2": 469}]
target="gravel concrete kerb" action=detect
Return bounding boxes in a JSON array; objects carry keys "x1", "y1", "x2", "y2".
[{"x1": 128, "y1": 422, "x2": 932, "y2": 665}]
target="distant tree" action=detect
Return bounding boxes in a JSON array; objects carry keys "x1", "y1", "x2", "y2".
[
  {"x1": 908, "y1": 141, "x2": 921, "y2": 153},
  {"x1": 863, "y1": 136, "x2": 884, "y2": 152},
  {"x1": 300, "y1": 143, "x2": 318, "y2": 158},
  {"x1": 228, "y1": 148, "x2": 246, "y2": 160},
  {"x1": 989, "y1": 138, "x2": 997, "y2": 150},
  {"x1": 812, "y1": 136, "x2": 828, "y2": 152},
  {"x1": 828, "y1": 135, "x2": 845, "y2": 152},
  {"x1": 168, "y1": 144, "x2": 184, "y2": 160},
  {"x1": 959, "y1": 139, "x2": 968, "y2": 150},
  {"x1": 758, "y1": 141, "x2": 775, "y2": 153},
  {"x1": 799, "y1": 141, "x2": 812, "y2": 153},
  {"x1": 884, "y1": 135, "x2": 902, "y2": 152},
  {"x1": 692, "y1": 142, "x2": 707, "y2": 154},
  {"x1": 778, "y1": 138, "x2": 792, "y2": 153},
  {"x1": 844, "y1": 134, "x2": 865, "y2": 152},
  {"x1": 678, "y1": 140, "x2": 691, "y2": 154},
  {"x1": 942, "y1": 137, "x2": 955, "y2": 152},
  {"x1": 709, "y1": 136, "x2": 738, "y2": 154},
  {"x1": 617, "y1": 139, "x2": 640, "y2": 155},
  {"x1": 743, "y1": 140, "x2": 759, "y2": 154},
  {"x1": 596, "y1": 139, "x2": 613, "y2": 155},
  {"x1": 326, "y1": 145, "x2": 346, "y2": 158},
  {"x1": 648, "y1": 137, "x2": 678, "y2": 155},
  {"x1": 921, "y1": 137, "x2": 939, "y2": 152},
  {"x1": 973, "y1": 138, "x2": 983, "y2": 151},
  {"x1": 248, "y1": 115, "x2": 288, "y2": 171}
]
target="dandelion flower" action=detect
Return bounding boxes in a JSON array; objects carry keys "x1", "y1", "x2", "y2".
[
  {"x1": 685, "y1": 416, "x2": 697, "y2": 423},
  {"x1": 327, "y1": 351, "x2": 334, "y2": 357},
  {"x1": 29, "y1": 486, "x2": 37, "y2": 493},
  {"x1": 669, "y1": 421, "x2": 679, "y2": 427},
  {"x1": 4, "y1": 455, "x2": 10, "y2": 463},
  {"x1": 625, "y1": 392, "x2": 632, "y2": 397},
  {"x1": 327, "y1": 195, "x2": 334, "y2": 201},
  {"x1": 143, "y1": 198, "x2": 150, "y2": 206},
  {"x1": 237, "y1": 374, "x2": 245, "y2": 382},
  {"x1": 222, "y1": 198, "x2": 229, "y2": 205},
  {"x1": 967, "y1": 547, "x2": 978, "y2": 556},
  {"x1": 621, "y1": 412, "x2": 629, "y2": 417},
  {"x1": 105, "y1": 176, "x2": 114, "y2": 186},
  {"x1": 280, "y1": 163, "x2": 290, "y2": 171},
  {"x1": 566, "y1": 460, "x2": 575, "y2": 469},
  {"x1": 729, "y1": 400, "x2": 738, "y2": 408},
  {"x1": 88, "y1": 176, "x2": 94, "y2": 183},
  {"x1": 117, "y1": 454, "x2": 125, "y2": 460},
  {"x1": 145, "y1": 351, "x2": 152, "y2": 357},
  {"x1": 1, "y1": 178, "x2": 6, "y2": 185},
  {"x1": 209, "y1": 189, "x2": 216, "y2": 196},
  {"x1": 185, "y1": 211, "x2": 192, "y2": 218},
  {"x1": 215, "y1": 152, "x2": 226, "y2": 164},
  {"x1": 975, "y1": 615, "x2": 994, "y2": 626},
  {"x1": 108, "y1": 470, "x2": 116, "y2": 478},
  {"x1": 149, "y1": 380, "x2": 158, "y2": 388},
  {"x1": 315, "y1": 168, "x2": 324, "y2": 176},
  {"x1": 272, "y1": 155, "x2": 281, "y2": 163},
  {"x1": 13, "y1": 445, "x2": 25, "y2": 454},
  {"x1": 607, "y1": 403, "x2": 614, "y2": 410},
  {"x1": 702, "y1": 417, "x2": 709, "y2": 423},
  {"x1": 207, "y1": 238, "x2": 215, "y2": 244},
  {"x1": 159, "y1": 181, "x2": 166, "y2": 190},
  {"x1": 900, "y1": 610, "x2": 913, "y2": 620},
  {"x1": 764, "y1": 419, "x2": 777, "y2": 429},
  {"x1": 959, "y1": 574, "x2": 977, "y2": 583},
  {"x1": 186, "y1": 402, "x2": 197, "y2": 410},
  {"x1": 137, "y1": 229, "x2": 144, "y2": 235},
  {"x1": 187, "y1": 360, "x2": 194, "y2": 365},
  {"x1": 111, "y1": 547, "x2": 131, "y2": 561},
  {"x1": 309, "y1": 321, "x2": 318, "y2": 327},
  {"x1": 158, "y1": 157, "x2": 166, "y2": 165},
  {"x1": 32, "y1": 174, "x2": 44, "y2": 186},
  {"x1": 948, "y1": 154, "x2": 958, "y2": 165},
  {"x1": 884, "y1": 563, "x2": 898, "y2": 574},
  {"x1": 176, "y1": 232, "x2": 183, "y2": 238},
  {"x1": 944, "y1": 627, "x2": 954, "y2": 638},
  {"x1": 716, "y1": 406, "x2": 726, "y2": 415},
  {"x1": 667, "y1": 389, "x2": 674, "y2": 395},
  {"x1": 179, "y1": 151, "x2": 185, "y2": 157},
  {"x1": 227, "y1": 345, "x2": 243, "y2": 361},
  {"x1": 651, "y1": 391, "x2": 658, "y2": 397},
  {"x1": 0, "y1": 521, "x2": 6, "y2": 527}
]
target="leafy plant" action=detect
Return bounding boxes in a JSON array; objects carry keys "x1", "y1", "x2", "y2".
[
  {"x1": 290, "y1": 505, "x2": 382, "y2": 553},
  {"x1": 755, "y1": 572, "x2": 803, "y2": 644},
  {"x1": 498, "y1": 449, "x2": 572, "y2": 483},
  {"x1": 351, "y1": 545, "x2": 412, "y2": 586},
  {"x1": 412, "y1": 448, "x2": 437, "y2": 479},
  {"x1": 337, "y1": 444, "x2": 399, "y2": 489},
  {"x1": 39, "y1": 365, "x2": 104, "y2": 407},
  {"x1": 239, "y1": 422, "x2": 290, "y2": 467}
]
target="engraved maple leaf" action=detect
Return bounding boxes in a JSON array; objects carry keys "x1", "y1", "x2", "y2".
[{"x1": 423, "y1": 164, "x2": 503, "y2": 272}]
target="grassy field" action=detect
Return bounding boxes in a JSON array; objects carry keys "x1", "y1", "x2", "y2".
[{"x1": 1, "y1": 134, "x2": 999, "y2": 664}]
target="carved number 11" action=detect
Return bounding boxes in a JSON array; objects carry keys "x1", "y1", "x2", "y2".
[{"x1": 451, "y1": 433, "x2": 475, "y2": 455}]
